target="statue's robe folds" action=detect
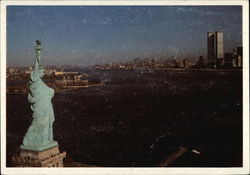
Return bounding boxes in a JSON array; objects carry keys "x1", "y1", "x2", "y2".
[{"x1": 22, "y1": 69, "x2": 57, "y2": 149}]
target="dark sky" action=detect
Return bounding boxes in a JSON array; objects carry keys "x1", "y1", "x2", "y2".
[{"x1": 7, "y1": 6, "x2": 242, "y2": 66}]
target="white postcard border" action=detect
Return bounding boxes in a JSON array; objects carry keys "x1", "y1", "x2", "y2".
[{"x1": 1, "y1": 1, "x2": 249, "y2": 175}]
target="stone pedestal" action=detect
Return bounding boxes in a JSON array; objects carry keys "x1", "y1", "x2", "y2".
[{"x1": 12, "y1": 146, "x2": 66, "y2": 167}]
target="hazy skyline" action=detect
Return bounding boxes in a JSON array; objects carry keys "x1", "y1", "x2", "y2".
[{"x1": 7, "y1": 6, "x2": 242, "y2": 66}]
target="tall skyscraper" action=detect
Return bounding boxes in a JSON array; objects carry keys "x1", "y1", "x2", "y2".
[{"x1": 207, "y1": 31, "x2": 224, "y2": 68}]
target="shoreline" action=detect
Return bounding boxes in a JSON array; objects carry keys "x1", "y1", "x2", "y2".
[
  {"x1": 132, "y1": 68, "x2": 242, "y2": 72},
  {"x1": 6, "y1": 83, "x2": 104, "y2": 95}
]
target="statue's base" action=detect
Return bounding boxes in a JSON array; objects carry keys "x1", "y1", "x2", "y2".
[
  {"x1": 20, "y1": 141, "x2": 58, "y2": 151},
  {"x1": 12, "y1": 145, "x2": 66, "y2": 167}
]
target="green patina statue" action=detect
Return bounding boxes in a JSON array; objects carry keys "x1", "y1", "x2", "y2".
[{"x1": 21, "y1": 41, "x2": 58, "y2": 151}]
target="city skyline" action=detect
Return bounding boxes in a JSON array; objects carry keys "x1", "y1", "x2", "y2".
[{"x1": 7, "y1": 6, "x2": 242, "y2": 66}]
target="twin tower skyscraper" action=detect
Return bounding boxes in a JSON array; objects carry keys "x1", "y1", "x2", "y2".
[{"x1": 207, "y1": 31, "x2": 224, "y2": 68}]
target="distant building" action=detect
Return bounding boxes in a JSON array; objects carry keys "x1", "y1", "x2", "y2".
[
  {"x1": 224, "y1": 53, "x2": 234, "y2": 68},
  {"x1": 207, "y1": 31, "x2": 224, "y2": 68},
  {"x1": 197, "y1": 56, "x2": 205, "y2": 68},
  {"x1": 8, "y1": 68, "x2": 16, "y2": 74},
  {"x1": 237, "y1": 46, "x2": 243, "y2": 67},
  {"x1": 24, "y1": 70, "x2": 32, "y2": 74},
  {"x1": 237, "y1": 46, "x2": 243, "y2": 57},
  {"x1": 54, "y1": 71, "x2": 78, "y2": 76},
  {"x1": 179, "y1": 59, "x2": 185, "y2": 68},
  {"x1": 224, "y1": 46, "x2": 243, "y2": 68}
]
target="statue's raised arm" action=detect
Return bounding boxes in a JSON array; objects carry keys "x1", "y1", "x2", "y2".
[
  {"x1": 34, "y1": 40, "x2": 42, "y2": 71},
  {"x1": 31, "y1": 40, "x2": 43, "y2": 81}
]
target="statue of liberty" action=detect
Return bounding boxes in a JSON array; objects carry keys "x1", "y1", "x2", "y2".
[{"x1": 21, "y1": 40, "x2": 57, "y2": 151}]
